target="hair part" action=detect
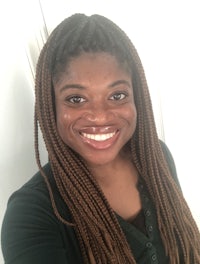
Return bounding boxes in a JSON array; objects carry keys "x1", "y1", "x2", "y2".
[{"x1": 35, "y1": 13, "x2": 200, "y2": 263}]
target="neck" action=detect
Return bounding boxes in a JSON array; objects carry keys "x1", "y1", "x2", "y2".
[
  {"x1": 88, "y1": 151, "x2": 141, "y2": 221},
  {"x1": 88, "y1": 153, "x2": 138, "y2": 190}
]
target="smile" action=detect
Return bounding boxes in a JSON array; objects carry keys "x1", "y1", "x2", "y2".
[{"x1": 81, "y1": 132, "x2": 116, "y2": 141}]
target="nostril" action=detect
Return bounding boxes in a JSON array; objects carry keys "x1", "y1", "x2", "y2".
[
  {"x1": 82, "y1": 112, "x2": 97, "y2": 122},
  {"x1": 82, "y1": 111, "x2": 115, "y2": 123}
]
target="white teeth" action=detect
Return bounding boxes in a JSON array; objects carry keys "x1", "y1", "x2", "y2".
[{"x1": 82, "y1": 132, "x2": 116, "y2": 141}]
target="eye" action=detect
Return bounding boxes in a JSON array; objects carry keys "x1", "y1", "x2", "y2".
[
  {"x1": 66, "y1": 95, "x2": 86, "y2": 104},
  {"x1": 109, "y1": 92, "x2": 127, "y2": 101}
]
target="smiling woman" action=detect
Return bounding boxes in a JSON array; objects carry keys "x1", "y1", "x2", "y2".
[
  {"x1": 1, "y1": 13, "x2": 200, "y2": 264},
  {"x1": 54, "y1": 52, "x2": 136, "y2": 166}
]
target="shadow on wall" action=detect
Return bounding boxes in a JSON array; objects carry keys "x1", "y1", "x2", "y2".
[
  {"x1": 0, "y1": 68, "x2": 45, "y2": 194},
  {"x1": 0, "y1": 45, "x2": 48, "y2": 264}
]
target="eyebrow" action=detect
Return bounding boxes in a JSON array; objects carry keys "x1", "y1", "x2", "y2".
[
  {"x1": 108, "y1": 80, "x2": 131, "y2": 88},
  {"x1": 59, "y1": 79, "x2": 131, "y2": 94},
  {"x1": 59, "y1": 84, "x2": 85, "y2": 94}
]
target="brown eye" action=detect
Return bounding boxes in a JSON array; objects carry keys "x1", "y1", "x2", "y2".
[
  {"x1": 67, "y1": 96, "x2": 86, "y2": 104},
  {"x1": 110, "y1": 92, "x2": 127, "y2": 101}
]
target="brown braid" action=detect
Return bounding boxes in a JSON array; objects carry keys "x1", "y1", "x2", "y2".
[{"x1": 34, "y1": 14, "x2": 200, "y2": 263}]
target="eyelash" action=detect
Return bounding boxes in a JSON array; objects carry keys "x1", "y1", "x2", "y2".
[
  {"x1": 65, "y1": 91, "x2": 128, "y2": 105},
  {"x1": 66, "y1": 95, "x2": 86, "y2": 104},
  {"x1": 109, "y1": 92, "x2": 128, "y2": 101}
]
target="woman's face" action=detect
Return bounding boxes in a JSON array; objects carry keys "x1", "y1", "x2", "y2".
[{"x1": 54, "y1": 52, "x2": 137, "y2": 167}]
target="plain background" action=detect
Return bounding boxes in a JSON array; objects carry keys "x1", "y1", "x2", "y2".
[{"x1": 1, "y1": 0, "x2": 200, "y2": 263}]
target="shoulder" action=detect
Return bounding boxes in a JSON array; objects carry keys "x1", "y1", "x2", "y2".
[
  {"x1": 1, "y1": 163, "x2": 70, "y2": 232},
  {"x1": 22, "y1": 162, "x2": 52, "y2": 191},
  {"x1": 6, "y1": 163, "x2": 54, "y2": 212},
  {"x1": 1, "y1": 163, "x2": 58, "y2": 239},
  {"x1": 1, "y1": 163, "x2": 74, "y2": 263}
]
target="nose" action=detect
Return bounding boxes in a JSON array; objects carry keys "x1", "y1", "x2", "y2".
[{"x1": 82, "y1": 103, "x2": 115, "y2": 124}]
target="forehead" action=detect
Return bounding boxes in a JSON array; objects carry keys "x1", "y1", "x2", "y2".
[
  {"x1": 54, "y1": 52, "x2": 131, "y2": 89},
  {"x1": 53, "y1": 52, "x2": 133, "y2": 93},
  {"x1": 60, "y1": 52, "x2": 130, "y2": 80},
  {"x1": 70, "y1": 52, "x2": 123, "y2": 69},
  {"x1": 53, "y1": 51, "x2": 132, "y2": 86}
]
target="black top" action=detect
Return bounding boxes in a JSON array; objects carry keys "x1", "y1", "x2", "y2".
[{"x1": 1, "y1": 142, "x2": 181, "y2": 264}]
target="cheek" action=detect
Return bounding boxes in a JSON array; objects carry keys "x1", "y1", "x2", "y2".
[
  {"x1": 63, "y1": 113, "x2": 71, "y2": 123},
  {"x1": 126, "y1": 105, "x2": 137, "y2": 137},
  {"x1": 56, "y1": 109, "x2": 71, "y2": 136},
  {"x1": 124, "y1": 104, "x2": 137, "y2": 124}
]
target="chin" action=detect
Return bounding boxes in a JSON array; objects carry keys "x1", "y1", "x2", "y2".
[{"x1": 82, "y1": 152, "x2": 120, "y2": 168}]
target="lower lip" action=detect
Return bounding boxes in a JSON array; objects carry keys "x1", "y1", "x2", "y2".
[{"x1": 80, "y1": 131, "x2": 119, "y2": 150}]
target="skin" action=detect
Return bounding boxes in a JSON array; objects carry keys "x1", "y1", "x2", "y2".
[{"x1": 54, "y1": 52, "x2": 141, "y2": 220}]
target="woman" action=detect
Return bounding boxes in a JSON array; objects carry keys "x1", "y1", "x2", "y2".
[{"x1": 1, "y1": 13, "x2": 200, "y2": 264}]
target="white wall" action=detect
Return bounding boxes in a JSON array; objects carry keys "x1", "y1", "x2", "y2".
[
  {"x1": 0, "y1": 0, "x2": 199, "y2": 263},
  {"x1": 0, "y1": 2, "x2": 48, "y2": 263}
]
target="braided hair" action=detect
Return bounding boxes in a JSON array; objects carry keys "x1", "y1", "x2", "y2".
[{"x1": 34, "y1": 13, "x2": 200, "y2": 263}]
